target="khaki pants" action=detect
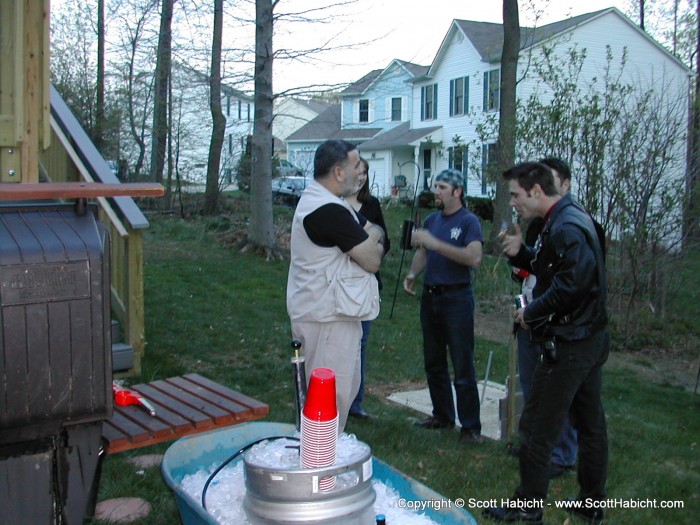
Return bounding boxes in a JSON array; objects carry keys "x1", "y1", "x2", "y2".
[{"x1": 292, "y1": 320, "x2": 362, "y2": 433}]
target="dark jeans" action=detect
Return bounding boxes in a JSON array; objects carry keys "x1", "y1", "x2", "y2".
[
  {"x1": 350, "y1": 320, "x2": 371, "y2": 413},
  {"x1": 517, "y1": 329, "x2": 609, "y2": 502},
  {"x1": 518, "y1": 328, "x2": 578, "y2": 466},
  {"x1": 420, "y1": 287, "x2": 480, "y2": 433}
]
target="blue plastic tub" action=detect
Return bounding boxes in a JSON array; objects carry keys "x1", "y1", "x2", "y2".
[{"x1": 162, "y1": 421, "x2": 477, "y2": 525}]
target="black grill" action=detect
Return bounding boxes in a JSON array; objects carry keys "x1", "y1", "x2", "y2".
[{"x1": 0, "y1": 202, "x2": 113, "y2": 524}]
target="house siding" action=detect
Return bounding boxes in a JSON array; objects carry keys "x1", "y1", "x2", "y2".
[
  {"x1": 170, "y1": 66, "x2": 254, "y2": 184},
  {"x1": 274, "y1": 99, "x2": 325, "y2": 144},
  {"x1": 343, "y1": 62, "x2": 414, "y2": 130},
  {"x1": 288, "y1": 60, "x2": 422, "y2": 190},
  {"x1": 417, "y1": 27, "x2": 491, "y2": 197},
  {"x1": 423, "y1": 9, "x2": 690, "y2": 198}
]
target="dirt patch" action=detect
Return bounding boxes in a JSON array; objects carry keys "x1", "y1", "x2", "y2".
[
  {"x1": 607, "y1": 350, "x2": 698, "y2": 392},
  {"x1": 476, "y1": 309, "x2": 513, "y2": 342},
  {"x1": 475, "y1": 309, "x2": 699, "y2": 393},
  {"x1": 368, "y1": 380, "x2": 427, "y2": 400}
]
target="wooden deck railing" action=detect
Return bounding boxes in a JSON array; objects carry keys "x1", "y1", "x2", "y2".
[{"x1": 36, "y1": 85, "x2": 157, "y2": 375}]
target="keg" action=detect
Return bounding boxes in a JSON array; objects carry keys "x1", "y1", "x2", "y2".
[{"x1": 243, "y1": 440, "x2": 375, "y2": 524}]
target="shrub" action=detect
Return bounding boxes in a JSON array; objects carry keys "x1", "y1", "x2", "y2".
[{"x1": 467, "y1": 196, "x2": 493, "y2": 221}]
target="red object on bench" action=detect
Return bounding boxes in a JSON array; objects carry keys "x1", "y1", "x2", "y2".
[{"x1": 102, "y1": 374, "x2": 269, "y2": 454}]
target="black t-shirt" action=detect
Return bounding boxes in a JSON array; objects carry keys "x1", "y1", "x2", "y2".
[
  {"x1": 303, "y1": 203, "x2": 368, "y2": 253},
  {"x1": 359, "y1": 196, "x2": 391, "y2": 255}
]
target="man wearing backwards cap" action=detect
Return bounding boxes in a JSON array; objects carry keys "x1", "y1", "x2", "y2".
[{"x1": 403, "y1": 169, "x2": 483, "y2": 444}]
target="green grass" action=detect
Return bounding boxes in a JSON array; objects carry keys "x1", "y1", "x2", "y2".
[{"x1": 90, "y1": 198, "x2": 700, "y2": 524}]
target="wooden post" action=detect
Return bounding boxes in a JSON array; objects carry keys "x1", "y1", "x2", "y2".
[
  {"x1": 126, "y1": 230, "x2": 146, "y2": 375},
  {"x1": 0, "y1": 0, "x2": 49, "y2": 183},
  {"x1": 507, "y1": 330, "x2": 518, "y2": 440}
]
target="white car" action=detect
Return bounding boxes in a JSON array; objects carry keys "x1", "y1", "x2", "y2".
[
  {"x1": 271, "y1": 176, "x2": 309, "y2": 206},
  {"x1": 273, "y1": 158, "x2": 303, "y2": 178}
]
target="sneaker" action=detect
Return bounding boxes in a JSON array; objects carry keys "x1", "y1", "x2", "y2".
[
  {"x1": 459, "y1": 428, "x2": 483, "y2": 444},
  {"x1": 564, "y1": 498, "x2": 604, "y2": 524},
  {"x1": 414, "y1": 416, "x2": 455, "y2": 429}
]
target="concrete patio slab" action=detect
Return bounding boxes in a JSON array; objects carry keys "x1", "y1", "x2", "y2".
[{"x1": 387, "y1": 380, "x2": 506, "y2": 440}]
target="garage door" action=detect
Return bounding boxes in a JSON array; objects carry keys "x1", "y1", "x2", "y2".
[{"x1": 367, "y1": 158, "x2": 388, "y2": 197}]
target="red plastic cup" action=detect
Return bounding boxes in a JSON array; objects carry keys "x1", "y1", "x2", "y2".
[{"x1": 303, "y1": 368, "x2": 338, "y2": 422}]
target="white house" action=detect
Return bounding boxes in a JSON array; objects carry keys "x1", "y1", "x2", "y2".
[
  {"x1": 288, "y1": 7, "x2": 691, "y2": 201},
  {"x1": 286, "y1": 60, "x2": 429, "y2": 188},
  {"x1": 273, "y1": 97, "x2": 331, "y2": 162},
  {"x1": 170, "y1": 63, "x2": 254, "y2": 184}
]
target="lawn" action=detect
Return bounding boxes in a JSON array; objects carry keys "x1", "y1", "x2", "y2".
[{"x1": 92, "y1": 194, "x2": 700, "y2": 525}]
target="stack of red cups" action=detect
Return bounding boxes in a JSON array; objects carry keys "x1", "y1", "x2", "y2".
[{"x1": 300, "y1": 367, "x2": 338, "y2": 491}]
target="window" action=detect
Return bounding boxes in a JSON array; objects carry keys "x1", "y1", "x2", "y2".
[
  {"x1": 422, "y1": 149, "x2": 432, "y2": 190},
  {"x1": 483, "y1": 69, "x2": 501, "y2": 112},
  {"x1": 450, "y1": 77, "x2": 469, "y2": 116},
  {"x1": 421, "y1": 84, "x2": 438, "y2": 121},
  {"x1": 448, "y1": 146, "x2": 468, "y2": 178},
  {"x1": 481, "y1": 143, "x2": 500, "y2": 194},
  {"x1": 391, "y1": 97, "x2": 402, "y2": 121},
  {"x1": 359, "y1": 99, "x2": 369, "y2": 123}
]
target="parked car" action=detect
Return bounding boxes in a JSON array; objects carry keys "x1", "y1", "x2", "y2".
[
  {"x1": 271, "y1": 176, "x2": 309, "y2": 206},
  {"x1": 273, "y1": 158, "x2": 303, "y2": 178}
]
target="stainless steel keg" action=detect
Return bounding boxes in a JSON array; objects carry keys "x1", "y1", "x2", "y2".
[{"x1": 243, "y1": 441, "x2": 375, "y2": 524}]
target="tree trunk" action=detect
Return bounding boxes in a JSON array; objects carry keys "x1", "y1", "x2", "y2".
[
  {"x1": 150, "y1": 0, "x2": 174, "y2": 184},
  {"x1": 686, "y1": 0, "x2": 700, "y2": 243},
  {"x1": 167, "y1": 57, "x2": 174, "y2": 209},
  {"x1": 204, "y1": 0, "x2": 225, "y2": 215},
  {"x1": 243, "y1": 0, "x2": 280, "y2": 258},
  {"x1": 488, "y1": 0, "x2": 520, "y2": 252},
  {"x1": 95, "y1": 0, "x2": 105, "y2": 152}
]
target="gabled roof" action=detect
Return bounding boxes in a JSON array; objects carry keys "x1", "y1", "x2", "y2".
[
  {"x1": 341, "y1": 59, "x2": 429, "y2": 96},
  {"x1": 286, "y1": 105, "x2": 382, "y2": 142},
  {"x1": 359, "y1": 122, "x2": 442, "y2": 151},
  {"x1": 341, "y1": 69, "x2": 383, "y2": 95},
  {"x1": 396, "y1": 59, "x2": 430, "y2": 79},
  {"x1": 428, "y1": 7, "x2": 690, "y2": 74},
  {"x1": 292, "y1": 98, "x2": 331, "y2": 114},
  {"x1": 452, "y1": 9, "x2": 606, "y2": 63}
]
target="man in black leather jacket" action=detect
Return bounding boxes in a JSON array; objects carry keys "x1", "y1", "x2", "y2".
[{"x1": 484, "y1": 162, "x2": 609, "y2": 525}]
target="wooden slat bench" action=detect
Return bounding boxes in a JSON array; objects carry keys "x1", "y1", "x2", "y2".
[{"x1": 102, "y1": 373, "x2": 269, "y2": 454}]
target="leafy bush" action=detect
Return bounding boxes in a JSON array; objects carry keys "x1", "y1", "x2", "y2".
[{"x1": 467, "y1": 196, "x2": 494, "y2": 221}]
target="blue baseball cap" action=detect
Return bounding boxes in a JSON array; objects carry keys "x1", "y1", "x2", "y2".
[{"x1": 434, "y1": 169, "x2": 465, "y2": 189}]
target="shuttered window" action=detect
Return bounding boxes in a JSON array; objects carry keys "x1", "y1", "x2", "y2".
[
  {"x1": 449, "y1": 77, "x2": 469, "y2": 116},
  {"x1": 483, "y1": 69, "x2": 501, "y2": 112},
  {"x1": 421, "y1": 84, "x2": 438, "y2": 121}
]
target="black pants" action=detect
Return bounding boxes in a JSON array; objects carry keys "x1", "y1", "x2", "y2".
[{"x1": 516, "y1": 329, "x2": 609, "y2": 502}]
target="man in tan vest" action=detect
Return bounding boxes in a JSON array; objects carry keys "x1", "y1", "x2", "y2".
[{"x1": 287, "y1": 139, "x2": 385, "y2": 431}]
